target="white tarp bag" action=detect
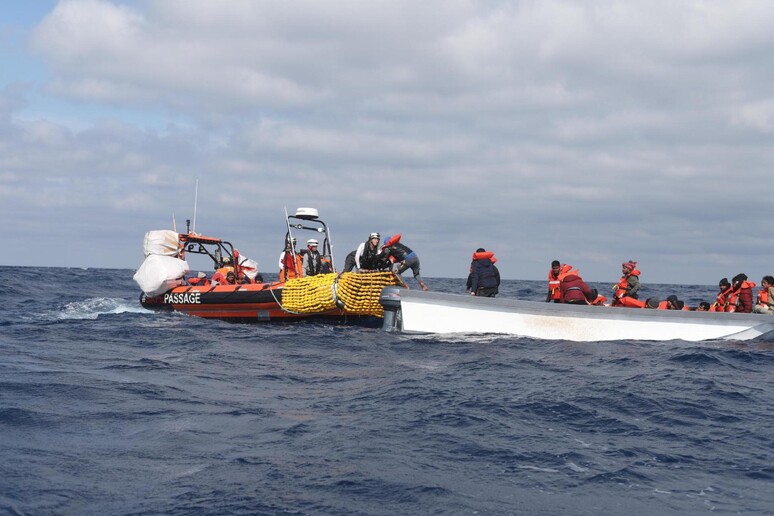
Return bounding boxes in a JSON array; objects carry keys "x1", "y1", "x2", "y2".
[
  {"x1": 133, "y1": 254, "x2": 190, "y2": 297},
  {"x1": 238, "y1": 256, "x2": 260, "y2": 280},
  {"x1": 143, "y1": 230, "x2": 180, "y2": 258}
]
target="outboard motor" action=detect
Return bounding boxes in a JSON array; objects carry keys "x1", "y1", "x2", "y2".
[{"x1": 380, "y1": 286, "x2": 403, "y2": 332}]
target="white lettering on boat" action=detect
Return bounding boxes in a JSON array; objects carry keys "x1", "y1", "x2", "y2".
[{"x1": 164, "y1": 292, "x2": 202, "y2": 304}]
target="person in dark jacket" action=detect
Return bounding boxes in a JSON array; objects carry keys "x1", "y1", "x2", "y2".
[
  {"x1": 379, "y1": 235, "x2": 429, "y2": 291},
  {"x1": 730, "y1": 273, "x2": 754, "y2": 313},
  {"x1": 467, "y1": 248, "x2": 500, "y2": 297},
  {"x1": 559, "y1": 274, "x2": 595, "y2": 304}
]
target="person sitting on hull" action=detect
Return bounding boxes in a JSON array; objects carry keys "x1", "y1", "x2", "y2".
[
  {"x1": 559, "y1": 273, "x2": 596, "y2": 305},
  {"x1": 355, "y1": 232, "x2": 388, "y2": 271},
  {"x1": 695, "y1": 301, "x2": 711, "y2": 311},
  {"x1": 302, "y1": 239, "x2": 323, "y2": 277},
  {"x1": 611, "y1": 261, "x2": 641, "y2": 307},
  {"x1": 710, "y1": 278, "x2": 732, "y2": 312},
  {"x1": 754, "y1": 275, "x2": 774, "y2": 315},
  {"x1": 547, "y1": 260, "x2": 577, "y2": 303},
  {"x1": 467, "y1": 248, "x2": 500, "y2": 297},
  {"x1": 379, "y1": 234, "x2": 429, "y2": 291},
  {"x1": 727, "y1": 273, "x2": 756, "y2": 313}
]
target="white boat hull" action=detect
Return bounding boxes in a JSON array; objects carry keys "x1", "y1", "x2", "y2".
[{"x1": 383, "y1": 290, "x2": 774, "y2": 342}]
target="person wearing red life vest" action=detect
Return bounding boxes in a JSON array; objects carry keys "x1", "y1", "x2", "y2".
[
  {"x1": 379, "y1": 234, "x2": 429, "y2": 291},
  {"x1": 710, "y1": 278, "x2": 732, "y2": 312},
  {"x1": 611, "y1": 261, "x2": 641, "y2": 306},
  {"x1": 547, "y1": 260, "x2": 577, "y2": 303},
  {"x1": 754, "y1": 275, "x2": 774, "y2": 314},
  {"x1": 559, "y1": 273, "x2": 595, "y2": 305},
  {"x1": 278, "y1": 237, "x2": 303, "y2": 282},
  {"x1": 727, "y1": 273, "x2": 756, "y2": 313}
]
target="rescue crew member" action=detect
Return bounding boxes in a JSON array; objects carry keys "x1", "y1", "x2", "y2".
[
  {"x1": 278, "y1": 237, "x2": 303, "y2": 282},
  {"x1": 338, "y1": 250, "x2": 358, "y2": 277},
  {"x1": 302, "y1": 239, "x2": 323, "y2": 277},
  {"x1": 611, "y1": 260, "x2": 641, "y2": 306},
  {"x1": 754, "y1": 275, "x2": 774, "y2": 314},
  {"x1": 380, "y1": 235, "x2": 429, "y2": 291},
  {"x1": 547, "y1": 260, "x2": 577, "y2": 303},
  {"x1": 727, "y1": 273, "x2": 755, "y2": 313},
  {"x1": 559, "y1": 273, "x2": 596, "y2": 305},
  {"x1": 355, "y1": 233, "x2": 387, "y2": 271},
  {"x1": 467, "y1": 248, "x2": 500, "y2": 297}
]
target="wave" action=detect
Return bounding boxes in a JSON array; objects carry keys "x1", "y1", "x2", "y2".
[{"x1": 56, "y1": 297, "x2": 149, "y2": 320}]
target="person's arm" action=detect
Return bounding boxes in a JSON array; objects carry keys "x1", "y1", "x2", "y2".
[{"x1": 354, "y1": 242, "x2": 365, "y2": 269}]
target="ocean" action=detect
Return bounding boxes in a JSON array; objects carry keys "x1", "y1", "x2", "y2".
[{"x1": 2, "y1": 265, "x2": 774, "y2": 515}]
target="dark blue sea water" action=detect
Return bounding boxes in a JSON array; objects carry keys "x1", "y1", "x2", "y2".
[{"x1": 2, "y1": 266, "x2": 774, "y2": 515}]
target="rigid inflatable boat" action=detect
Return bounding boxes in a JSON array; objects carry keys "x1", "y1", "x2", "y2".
[
  {"x1": 135, "y1": 208, "x2": 399, "y2": 322},
  {"x1": 379, "y1": 288, "x2": 774, "y2": 342}
]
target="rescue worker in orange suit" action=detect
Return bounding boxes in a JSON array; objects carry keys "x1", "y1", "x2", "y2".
[
  {"x1": 546, "y1": 260, "x2": 577, "y2": 303},
  {"x1": 559, "y1": 273, "x2": 596, "y2": 305},
  {"x1": 467, "y1": 248, "x2": 500, "y2": 297},
  {"x1": 611, "y1": 261, "x2": 641, "y2": 306},
  {"x1": 727, "y1": 273, "x2": 755, "y2": 313},
  {"x1": 379, "y1": 235, "x2": 429, "y2": 291},
  {"x1": 278, "y1": 237, "x2": 303, "y2": 282},
  {"x1": 754, "y1": 275, "x2": 774, "y2": 314}
]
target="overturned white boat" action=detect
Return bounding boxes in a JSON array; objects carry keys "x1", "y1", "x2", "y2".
[{"x1": 379, "y1": 288, "x2": 774, "y2": 342}]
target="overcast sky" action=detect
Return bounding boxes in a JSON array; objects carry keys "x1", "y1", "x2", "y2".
[{"x1": 1, "y1": 0, "x2": 772, "y2": 284}]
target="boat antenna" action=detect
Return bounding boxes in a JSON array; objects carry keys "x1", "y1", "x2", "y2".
[
  {"x1": 284, "y1": 206, "x2": 298, "y2": 272},
  {"x1": 172, "y1": 212, "x2": 177, "y2": 233},
  {"x1": 192, "y1": 179, "x2": 199, "y2": 234}
]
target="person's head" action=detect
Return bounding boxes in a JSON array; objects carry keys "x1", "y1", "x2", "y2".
[
  {"x1": 697, "y1": 301, "x2": 711, "y2": 311},
  {"x1": 476, "y1": 248, "x2": 486, "y2": 253},
  {"x1": 226, "y1": 272, "x2": 236, "y2": 283},
  {"x1": 622, "y1": 260, "x2": 636, "y2": 273},
  {"x1": 238, "y1": 273, "x2": 247, "y2": 283},
  {"x1": 719, "y1": 277, "x2": 730, "y2": 290},
  {"x1": 667, "y1": 295, "x2": 679, "y2": 309},
  {"x1": 307, "y1": 238, "x2": 318, "y2": 250},
  {"x1": 368, "y1": 232, "x2": 380, "y2": 246},
  {"x1": 551, "y1": 260, "x2": 561, "y2": 275},
  {"x1": 732, "y1": 273, "x2": 748, "y2": 288},
  {"x1": 763, "y1": 275, "x2": 774, "y2": 288},
  {"x1": 645, "y1": 297, "x2": 660, "y2": 309}
]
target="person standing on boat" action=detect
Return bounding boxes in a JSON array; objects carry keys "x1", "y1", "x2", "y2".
[
  {"x1": 355, "y1": 233, "x2": 386, "y2": 271},
  {"x1": 468, "y1": 248, "x2": 500, "y2": 297},
  {"x1": 611, "y1": 261, "x2": 641, "y2": 306},
  {"x1": 559, "y1": 273, "x2": 596, "y2": 305},
  {"x1": 278, "y1": 237, "x2": 303, "y2": 282},
  {"x1": 547, "y1": 260, "x2": 578, "y2": 302},
  {"x1": 302, "y1": 239, "x2": 323, "y2": 276},
  {"x1": 379, "y1": 235, "x2": 429, "y2": 291},
  {"x1": 754, "y1": 276, "x2": 774, "y2": 314}
]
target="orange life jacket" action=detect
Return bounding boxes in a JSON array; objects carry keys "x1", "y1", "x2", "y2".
[
  {"x1": 590, "y1": 294, "x2": 607, "y2": 306},
  {"x1": 548, "y1": 264, "x2": 578, "y2": 301},
  {"x1": 384, "y1": 234, "x2": 401, "y2": 247},
  {"x1": 726, "y1": 281, "x2": 756, "y2": 312},
  {"x1": 612, "y1": 269, "x2": 641, "y2": 305},
  {"x1": 757, "y1": 288, "x2": 769, "y2": 306},
  {"x1": 279, "y1": 253, "x2": 303, "y2": 282},
  {"x1": 472, "y1": 251, "x2": 496, "y2": 262},
  {"x1": 615, "y1": 296, "x2": 646, "y2": 308}
]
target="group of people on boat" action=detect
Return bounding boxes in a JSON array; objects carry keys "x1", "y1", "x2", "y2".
[
  {"x1": 279, "y1": 232, "x2": 430, "y2": 291},
  {"x1": 545, "y1": 259, "x2": 774, "y2": 314}
]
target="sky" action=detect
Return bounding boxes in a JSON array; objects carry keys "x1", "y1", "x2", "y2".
[{"x1": 1, "y1": 0, "x2": 773, "y2": 284}]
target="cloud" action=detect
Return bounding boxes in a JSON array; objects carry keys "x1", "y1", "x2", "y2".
[{"x1": 0, "y1": 0, "x2": 771, "y2": 283}]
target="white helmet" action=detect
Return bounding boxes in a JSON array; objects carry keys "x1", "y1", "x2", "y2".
[
  {"x1": 369, "y1": 232, "x2": 380, "y2": 240},
  {"x1": 307, "y1": 239, "x2": 319, "y2": 246}
]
